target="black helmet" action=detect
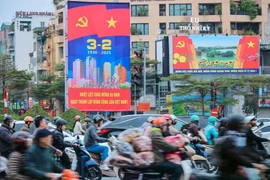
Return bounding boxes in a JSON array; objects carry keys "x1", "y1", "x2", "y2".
[
  {"x1": 4, "y1": 115, "x2": 13, "y2": 124},
  {"x1": 93, "y1": 115, "x2": 104, "y2": 123},
  {"x1": 220, "y1": 117, "x2": 229, "y2": 126},
  {"x1": 53, "y1": 117, "x2": 61, "y2": 125},
  {"x1": 227, "y1": 114, "x2": 245, "y2": 131},
  {"x1": 55, "y1": 119, "x2": 67, "y2": 127},
  {"x1": 85, "y1": 118, "x2": 91, "y2": 122}
]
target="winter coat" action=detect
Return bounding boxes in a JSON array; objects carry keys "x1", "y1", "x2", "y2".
[
  {"x1": 0, "y1": 124, "x2": 13, "y2": 156},
  {"x1": 204, "y1": 124, "x2": 219, "y2": 145},
  {"x1": 84, "y1": 124, "x2": 108, "y2": 147},
  {"x1": 52, "y1": 129, "x2": 73, "y2": 151},
  {"x1": 149, "y1": 127, "x2": 179, "y2": 165},
  {"x1": 24, "y1": 143, "x2": 63, "y2": 180},
  {"x1": 7, "y1": 151, "x2": 30, "y2": 180},
  {"x1": 246, "y1": 127, "x2": 268, "y2": 149},
  {"x1": 73, "y1": 121, "x2": 85, "y2": 135}
]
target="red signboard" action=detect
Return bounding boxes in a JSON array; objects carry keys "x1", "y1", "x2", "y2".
[
  {"x1": 210, "y1": 108, "x2": 218, "y2": 117},
  {"x1": 137, "y1": 102, "x2": 150, "y2": 112}
]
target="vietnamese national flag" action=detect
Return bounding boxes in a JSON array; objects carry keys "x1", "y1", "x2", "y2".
[{"x1": 68, "y1": 3, "x2": 130, "y2": 41}]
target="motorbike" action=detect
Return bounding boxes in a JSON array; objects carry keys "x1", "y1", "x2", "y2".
[
  {"x1": 0, "y1": 156, "x2": 8, "y2": 179},
  {"x1": 67, "y1": 136, "x2": 102, "y2": 180}
]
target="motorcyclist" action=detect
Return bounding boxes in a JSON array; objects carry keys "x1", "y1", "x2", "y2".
[
  {"x1": 84, "y1": 115, "x2": 110, "y2": 171},
  {"x1": 0, "y1": 115, "x2": 14, "y2": 158},
  {"x1": 20, "y1": 116, "x2": 34, "y2": 133},
  {"x1": 7, "y1": 131, "x2": 32, "y2": 180},
  {"x1": 149, "y1": 117, "x2": 184, "y2": 180},
  {"x1": 73, "y1": 115, "x2": 85, "y2": 135},
  {"x1": 162, "y1": 114, "x2": 172, "y2": 137},
  {"x1": 82, "y1": 118, "x2": 92, "y2": 131},
  {"x1": 213, "y1": 114, "x2": 267, "y2": 180},
  {"x1": 52, "y1": 118, "x2": 74, "y2": 169},
  {"x1": 167, "y1": 115, "x2": 181, "y2": 136},
  {"x1": 141, "y1": 117, "x2": 155, "y2": 136},
  {"x1": 245, "y1": 116, "x2": 270, "y2": 157},
  {"x1": 181, "y1": 115, "x2": 200, "y2": 135},
  {"x1": 218, "y1": 117, "x2": 229, "y2": 137},
  {"x1": 204, "y1": 116, "x2": 219, "y2": 145}
]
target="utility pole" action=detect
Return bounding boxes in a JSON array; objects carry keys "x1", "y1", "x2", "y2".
[
  {"x1": 143, "y1": 48, "x2": 146, "y2": 101},
  {"x1": 134, "y1": 84, "x2": 137, "y2": 114}
]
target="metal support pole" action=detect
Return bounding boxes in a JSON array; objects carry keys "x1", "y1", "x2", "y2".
[
  {"x1": 143, "y1": 48, "x2": 146, "y2": 101},
  {"x1": 158, "y1": 83, "x2": 161, "y2": 114},
  {"x1": 134, "y1": 84, "x2": 137, "y2": 114}
]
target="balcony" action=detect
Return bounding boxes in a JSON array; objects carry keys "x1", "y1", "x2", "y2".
[
  {"x1": 8, "y1": 31, "x2": 14, "y2": 36},
  {"x1": 8, "y1": 45, "x2": 14, "y2": 52},
  {"x1": 37, "y1": 35, "x2": 46, "y2": 41},
  {"x1": 261, "y1": 66, "x2": 270, "y2": 75}
]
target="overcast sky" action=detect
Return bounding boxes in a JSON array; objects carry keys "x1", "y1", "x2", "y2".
[{"x1": 0, "y1": 0, "x2": 54, "y2": 25}]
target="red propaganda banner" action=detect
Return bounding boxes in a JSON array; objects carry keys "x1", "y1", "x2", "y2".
[
  {"x1": 68, "y1": 88, "x2": 130, "y2": 111},
  {"x1": 172, "y1": 35, "x2": 259, "y2": 74},
  {"x1": 67, "y1": 2, "x2": 131, "y2": 111}
]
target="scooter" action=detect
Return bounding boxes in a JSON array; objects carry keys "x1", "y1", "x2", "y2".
[
  {"x1": 0, "y1": 156, "x2": 8, "y2": 179},
  {"x1": 67, "y1": 136, "x2": 102, "y2": 180}
]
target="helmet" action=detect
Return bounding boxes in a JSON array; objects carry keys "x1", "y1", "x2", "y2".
[
  {"x1": 245, "y1": 115, "x2": 256, "y2": 124},
  {"x1": 45, "y1": 117, "x2": 51, "y2": 124},
  {"x1": 75, "y1": 115, "x2": 81, "y2": 121},
  {"x1": 93, "y1": 115, "x2": 104, "y2": 123},
  {"x1": 24, "y1": 116, "x2": 34, "y2": 122},
  {"x1": 152, "y1": 117, "x2": 168, "y2": 127},
  {"x1": 55, "y1": 119, "x2": 67, "y2": 127},
  {"x1": 3, "y1": 115, "x2": 13, "y2": 123},
  {"x1": 190, "y1": 115, "x2": 200, "y2": 122},
  {"x1": 53, "y1": 117, "x2": 60, "y2": 124},
  {"x1": 147, "y1": 117, "x2": 155, "y2": 123},
  {"x1": 85, "y1": 118, "x2": 91, "y2": 122},
  {"x1": 208, "y1": 116, "x2": 217, "y2": 125},
  {"x1": 228, "y1": 114, "x2": 245, "y2": 131},
  {"x1": 162, "y1": 114, "x2": 172, "y2": 120},
  {"x1": 12, "y1": 131, "x2": 31, "y2": 143},
  {"x1": 220, "y1": 117, "x2": 229, "y2": 126},
  {"x1": 170, "y1": 115, "x2": 177, "y2": 121}
]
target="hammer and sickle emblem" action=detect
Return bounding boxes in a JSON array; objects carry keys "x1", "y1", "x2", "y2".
[
  {"x1": 76, "y1": 16, "x2": 88, "y2": 28},
  {"x1": 176, "y1": 41, "x2": 185, "y2": 48}
]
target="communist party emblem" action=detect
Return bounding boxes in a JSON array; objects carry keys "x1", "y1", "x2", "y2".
[
  {"x1": 176, "y1": 41, "x2": 185, "y2": 48},
  {"x1": 76, "y1": 16, "x2": 88, "y2": 28}
]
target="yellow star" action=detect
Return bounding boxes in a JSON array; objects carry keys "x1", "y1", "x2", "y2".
[
  {"x1": 247, "y1": 41, "x2": 255, "y2": 48},
  {"x1": 106, "y1": 17, "x2": 117, "y2": 28}
]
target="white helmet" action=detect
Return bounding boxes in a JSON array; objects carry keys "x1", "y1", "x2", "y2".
[
  {"x1": 147, "y1": 117, "x2": 155, "y2": 123},
  {"x1": 245, "y1": 115, "x2": 256, "y2": 124},
  {"x1": 170, "y1": 115, "x2": 177, "y2": 121}
]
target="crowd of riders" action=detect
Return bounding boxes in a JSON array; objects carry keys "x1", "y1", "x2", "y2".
[{"x1": 0, "y1": 113, "x2": 270, "y2": 180}]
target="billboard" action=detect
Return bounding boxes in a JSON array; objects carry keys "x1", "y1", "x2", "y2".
[
  {"x1": 67, "y1": 2, "x2": 130, "y2": 111},
  {"x1": 259, "y1": 87, "x2": 270, "y2": 107},
  {"x1": 171, "y1": 35, "x2": 259, "y2": 74}
]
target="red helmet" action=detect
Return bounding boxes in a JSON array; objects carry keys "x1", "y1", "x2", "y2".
[
  {"x1": 152, "y1": 117, "x2": 168, "y2": 127},
  {"x1": 75, "y1": 115, "x2": 81, "y2": 121},
  {"x1": 24, "y1": 116, "x2": 34, "y2": 122},
  {"x1": 162, "y1": 114, "x2": 172, "y2": 120}
]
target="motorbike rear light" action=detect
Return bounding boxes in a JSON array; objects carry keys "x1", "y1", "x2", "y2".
[{"x1": 97, "y1": 129, "x2": 111, "y2": 135}]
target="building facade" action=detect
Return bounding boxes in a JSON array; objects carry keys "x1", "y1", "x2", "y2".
[{"x1": 0, "y1": 23, "x2": 11, "y2": 54}]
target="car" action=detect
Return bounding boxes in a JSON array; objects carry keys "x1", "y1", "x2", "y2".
[
  {"x1": 177, "y1": 115, "x2": 209, "y2": 128},
  {"x1": 98, "y1": 114, "x2": 187, "y2": 138},
  {"x1": 254, "y1": 123, "x2": 270, "y2": 139},
  {"x1": 256, "y1": 118, "x2": 270, "y2": 126}
]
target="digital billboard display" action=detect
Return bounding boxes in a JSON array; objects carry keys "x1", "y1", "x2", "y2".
[
  {"x1": 67, "y1": 2, "x2": 131, "y2": 111},
  {"x1": 171, "y1": 35, "x2": 259, "y2": 74}
]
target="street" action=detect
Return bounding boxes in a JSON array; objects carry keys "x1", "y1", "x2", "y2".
[{"x1": 103, "y1": 177, "x2": 119, "y2": 180}]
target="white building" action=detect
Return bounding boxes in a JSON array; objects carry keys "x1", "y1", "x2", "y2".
[{"x1": 9, "y1": 12, "x2": 54, "y2": 70}]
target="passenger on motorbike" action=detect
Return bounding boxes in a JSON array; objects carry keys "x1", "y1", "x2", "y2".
[
  {"x1": 189, "y1": 121, "x2": 207, "y2": 157},
  {"x1": 141, "y1": 117, "x2": 155, "y2": 136},
  {"x1": 7, "y1": 131, "x2": 32, "y2": 180},
  {"x1": 168, "y1": 115, "x2": 181, "y2": 136},
  {"x1": 20, "y1": 116, "x2": 34, "y2": 133},
  {"x1": 218, "y1": 117, "x2": 229, "y2": 137},
  {"x1": 162, "y1": 114, "x2": 172, "y2": 137},
  {"x1": 73, "y1": 115, "x2": 85, "y2": 135},
  {"x1": 52, "y1": 118, "x2": 74, "y2": 169},
  {"x1": 24, "y1": 129, "x2": 64, "y2": 180},
  {"x1": 0, "y1": 115, "x2": 14, "y2": 158},
  {"x1": 84, "y1": 115, "x2": 110, "y2": 171},
  {"x1": 213, "y1": 114, "x2": 267, "y2": 180},
  {"x1": 149, "y1": 117, "x2": 184, "y2": 180},
  {"x1": 181, "y1": 115, "x2": 200, "y2": 135},
  {"x1": 204, "y1": 116, "x2": 219, "y2": 145}
]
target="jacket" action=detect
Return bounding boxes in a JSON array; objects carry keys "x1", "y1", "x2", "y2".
[
  {"x1": 149, "y1": 127, "x2": 179, "y2": 165},
  {"x1": 246, "y1": 127, "x2": 268, "y2": 149},
  {"x1": 82, "y1": 123, "x2": 91, "y2": 131},
  {"x1": 204, "y1": 124, "x2": 219, "y2": 145},
  {"x1": 73, "y1": 122, "x2": 85, "y2": 135},
  {"x1": 52, "y1": 129, "x2": 73, "y2": 151},
  {"x1": 84, "y1": 124, "x2": 108, "y2": 147},
  {"x1": 24, "y1": 143, "x2": 63, "y2": 180},
  {"x1": 218, "y1": 127, "x2": 227, "y2": 137},
  {"x1": 168, "y1": 125, "x2": 181, "y2": 136},
  {"x1": 0, "y1": 124, "x2": 13, "y2": 155},
  {"x1": 20, "y1": 126, "x2": 30, "y2": 133},
  {"x1": 7, "y1": 151, "x2": 30, "y2": 180}
]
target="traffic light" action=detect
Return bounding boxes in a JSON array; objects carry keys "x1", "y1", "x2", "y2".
[
  {"x1": 210, "y1": 82, "x2": 217, "y2": 102},
  {"x1": 132, "y1": 65, "x2": 142, "y2": 86},
  {"x1": 131, "y1": 84, "x2": 141, "y2": 100},
  {"x1": 134, "y1": 51, "x2": 143, "y2": 60}
]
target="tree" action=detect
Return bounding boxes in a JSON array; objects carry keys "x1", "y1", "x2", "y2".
[
  {"x1": 240, "y1": 0, "x2": 259, "y2": 20},
  {"x1": 162, "y1": 74, "x2": 238, "y2": 116}
]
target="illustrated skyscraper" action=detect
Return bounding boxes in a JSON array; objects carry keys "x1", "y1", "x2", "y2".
[
  {"x1": 104, "y1": 62, "x2": 111, "y2": 82},
  {"x1": 73, "y1": 59, "x2": 84, "y2": 85},
  {"x1": 86, "y1": 56, "x2": 97, "y2": 83}
]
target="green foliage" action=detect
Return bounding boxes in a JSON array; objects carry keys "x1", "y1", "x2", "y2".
[
  {"x1": 130, "y1": 26, "x2": 141, "y2": 35},
  {"x1": 230, "y1": 0, "x2": 237, "y2": 13},
  {"x1": 20, "y1": 105, "x2": 50, "y2": 120},
  {"x1": 218, "y1": 27, "x2": 222, "y2": 34},
  {"x1": 59, "y1": 108, "x2": 86, "y2": 131},
  {"x1": 215, "y1": 4, "x2": 222, "y2": 21},
  {"x1": 240, "y1": 0, "x2": 259, "y2": 20},
  {"x1": 244, "y1": 30, "x2": 256, "y2": 35},
  {"x1": 53, "y1": 0, "x2": 58, "y2": 5}
]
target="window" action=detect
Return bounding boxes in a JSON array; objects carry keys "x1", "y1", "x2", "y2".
[
  {"x1": 169, "y1": 22, "x2": 190, "y2": 30},
  {"x1": 159, "y1": 23, "x2": 166, "y2": 34},
  {"x1": 59, "y1": 47, "x2": 64, "y2": 58},
  {"x1": 199, "y1": 4, "x2": 217, "y2": 15},
  {"x1": 132, "y1": 41, "x2": 149, "y2": 54},
  {"x1": 260, "y1": 126, "x2": 270, "y2": 132},
  {"x1": 131, "y1": 23, "x2": 149, "y2": 35},
  {"x1": 159, "y1": 4, "x2": 166, "y2": 16},
  {"x1": 169, "y1": 4, "x2": 192, "y2": 16},
  {"x1": 40, "y1": 22, "x2": 45, "y2": 27},
  {"x1": 20, "y1": 21, "x2": 31, "y2": 31},
  {"x1": 231, "y1": 23, "x2": 243, "y2": 30},
  {"x1": 131, "y1": 5, "x2": 148, "y2": 17},
  {"x1": 58, "y1": 12, "x2": 63, "y2": 24}
]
